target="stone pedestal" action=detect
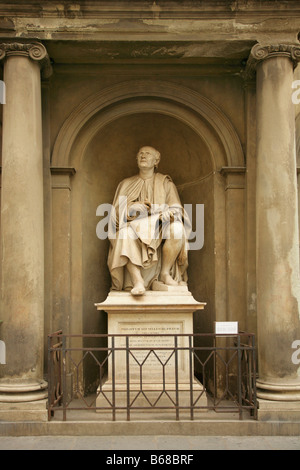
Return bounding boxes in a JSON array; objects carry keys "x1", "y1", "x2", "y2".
[
  {"x1": 95, "y1": 289, "x2": 207, "y2": 418},
  {"x1": 0, "y1": 399, "x2": 48, "y2": 422},
  {"x1": 257, "y1": 399, "x2": 300, "y2": 422}
]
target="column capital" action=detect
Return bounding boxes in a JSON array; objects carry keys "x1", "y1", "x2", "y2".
[
  {"x1": 245, "y1": 43, "x2": 300, "y2": 80},
  {"x1": 0, "y1": 42, "x2": 52, "y2": 79}
]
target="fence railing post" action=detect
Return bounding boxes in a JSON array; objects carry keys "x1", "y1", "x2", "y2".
[
  {"x1": 62, "y1": 334, "x2": 67, "y2": 421},
  {"x1": 126, "y1": 335, "x2": 130, "y2": 421},
  {"x1": 237, "y1": 334, "x2": 242, "y2": 420},
  {"x1": 47, "y1": 334, "x2": 52, "y2": 421},
  {"x1": 252, "y1": 334, "x2": 258, "y2": 419},
  {"x1": 188, "y1": 335, "x2": 194, "y2": 420},
  {"x1": 174, "y1": 335, "x2": 179, "y2": 421},
  {"x1": 111, "y1": 335, "x2": 116, "y2": 421}
]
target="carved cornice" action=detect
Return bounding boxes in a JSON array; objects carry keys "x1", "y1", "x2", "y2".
[
  {"x1": 219, "y1": 166, "x2": 246, "y2": 176},
  {"x1": 244, "y1": 44, "x2": 300, "y2": 80},
  {"x1": 0, "y1": 42, "x2": 52, "y2": 79}
]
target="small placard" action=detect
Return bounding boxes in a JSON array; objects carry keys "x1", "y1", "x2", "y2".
[
  {"x1": 215, "y1": 321, "x2": 238, "y2": 335},
  {"x1": 0, "y1": 340, "x2": 6, "y2": 365}
]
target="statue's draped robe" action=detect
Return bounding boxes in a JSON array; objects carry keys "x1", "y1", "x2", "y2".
[{"x1": 107, "y1": 172, "x2": 189, "y2": 291}]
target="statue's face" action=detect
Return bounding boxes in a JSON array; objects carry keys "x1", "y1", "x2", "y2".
[{"x1": 137, "y1": 147, "x2": 159, "y2": 170}]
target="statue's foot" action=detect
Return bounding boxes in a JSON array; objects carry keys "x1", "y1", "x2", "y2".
[
  {"x1": 131, "y1": 283, "x2": 146, "y2": 296},
  {"x1": 160, "y1": 273, "x2": 179, "y2": 286}
]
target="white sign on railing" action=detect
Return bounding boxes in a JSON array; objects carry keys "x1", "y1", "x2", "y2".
[
  {"x1": 215, "y1": 322, "x2": 238, "y2": 335},
  {"x1": 0, "y1": 340, "x2": 6, "y2": 364}
]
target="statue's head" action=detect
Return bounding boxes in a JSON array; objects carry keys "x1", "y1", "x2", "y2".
[{"x1": 136, "y1": 146, "x2": 161, "y2": 170}]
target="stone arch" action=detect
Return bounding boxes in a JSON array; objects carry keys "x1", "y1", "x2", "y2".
[{"x1": 51, "y1": 80, "x2": 244, "y2": 170}]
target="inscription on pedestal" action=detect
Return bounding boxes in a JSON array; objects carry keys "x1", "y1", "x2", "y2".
[
  {"x1": 109, "y1": 320, "x2": 189, "y2": 382},
  {"x1": 120, "y1": 322, "x2": 183, "y2": 368}
]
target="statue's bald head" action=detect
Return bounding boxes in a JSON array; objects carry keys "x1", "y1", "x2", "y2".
[{"x1": 136, "y1": 146, "x2": 161, "y2": 168}]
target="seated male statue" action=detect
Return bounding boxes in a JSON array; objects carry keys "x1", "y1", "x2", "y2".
[{"x1": 107, "y1": 146, "x2": 189, "y2": 296}]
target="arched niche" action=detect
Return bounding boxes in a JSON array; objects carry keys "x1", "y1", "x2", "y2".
[{"x1": 50, "y1": 81, "x2": 244, "y2": 392}]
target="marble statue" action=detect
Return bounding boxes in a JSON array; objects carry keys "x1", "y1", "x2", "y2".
[{"x1": 107, "y1": 146, "x2": 189, "y2": 295}]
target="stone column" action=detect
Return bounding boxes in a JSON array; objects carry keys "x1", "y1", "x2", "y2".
[
  {"x1": 0, "y1": 43, "x2": 51, "y2": 412},
  {"x1": 247, "y1": 44, "x2": 300, "y2": 407}
]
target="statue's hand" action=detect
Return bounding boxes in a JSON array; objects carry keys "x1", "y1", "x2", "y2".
[
  {"x1": 160, "y1": 209, "x2": 175, "y2": 223},
  {"x1": 128, "y1": 202, "x2": 150, "y2": 219}
]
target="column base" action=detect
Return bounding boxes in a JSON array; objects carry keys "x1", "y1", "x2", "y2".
[
  {"x1": 0, "y1": 379, "x2": 48, "y2": 421},
  {"x1": 0, "y1": 378, "x2": 48, "y2": 402},
  {"x1": 257, "y1": 379, "x2": 300, "y2": 401}
]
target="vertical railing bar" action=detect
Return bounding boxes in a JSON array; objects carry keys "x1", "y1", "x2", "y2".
[
  {"x1": 247, "y1": 336, "x2": 252, "y2": 406},
  {"x1": 162, "y1": 351, "x2": 165, "y2": 393},
  {"x1": 174, "y1": 335, "x2": 179, "y2": 421},
  {"x1": 225, "y1": 350, "x2": 230, "y2": 399},
  {"x1": 252, "y1": 334, "x2": 258, "y2": 419},
  {"x1": 140, "y1": 346, "x2": 143, "y2": 403},
  {"x1": 47, "y1": 335, "x2": 52, "y2": 421},
  {"x1": 126, "y1": 336, "x2": 130, "y2": 421},
  {"x1": 213, "y1": 335, "x2": 217, "y2": 409},
  {"x1": 62, "y1": 334, "x2": 67, "y2": 422},
  {"x1": 111, "y1": 335, "x2": 116, "y2": 421},
  {"x1": 237, "y1": 334, "x2": 242, "y2": 420},
  {"x1": 58, "y1": 341, "x2": 63, "y2": 409},
  {"x1": 189, "y1": 335, "x2": 194, "y2": 421},
  {"x1": 57, "y1": 333, "x2": 63, "y2": 410}
]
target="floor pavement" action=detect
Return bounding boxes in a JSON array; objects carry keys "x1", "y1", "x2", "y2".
[{"x1": 0, "y1": 435, "x2": 299, "y2": 450}]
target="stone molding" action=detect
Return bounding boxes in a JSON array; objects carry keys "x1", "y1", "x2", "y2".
[
  {"x1": 245, "y1": 43, "x2": 300, "y2": 80},
  {"x1": 50, "y1": 167, "x2": 76, "y2": 191},
  {"x1": 50, "y1": 167, "x2": 76, "y2": 176},
  {"x1": 51, "y1": 80, "x2": 244, "y2": 169},
  {"x1": 220, "y1": 166, "x2": 246, "y2": 191},
  {"x1": 219, "y1": 166, "x2": 246, "y2": 176},
  {"x1": 0, "y1": 42, "x2": 52, "y2": 79}
]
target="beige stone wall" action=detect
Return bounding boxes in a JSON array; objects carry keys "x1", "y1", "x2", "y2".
[{"x1": 1, "y1": 0, "x2": 299, "y2": 400}]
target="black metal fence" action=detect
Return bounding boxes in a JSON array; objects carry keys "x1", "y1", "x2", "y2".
[{"x1": 48, "y1": 331, "x2": 257, "y2": 421}]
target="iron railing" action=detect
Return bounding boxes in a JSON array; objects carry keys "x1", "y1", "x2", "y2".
[{"x1": 47, "y1": 332, "x2": 257, "y2": 421}]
